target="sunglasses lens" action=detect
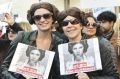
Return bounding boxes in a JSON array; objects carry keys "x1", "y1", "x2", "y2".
[
  {"x1": 8, "y1": 30, "x2": 16, "y2": 34},
  {"x1": 92, "y1": 23, "x2": 97, "y2": 27},
  {"x1": 62, "y1": 19, "x2": 79, "y2": 26},
  {"x1": 33, "y1": 15, "x2": 41, "y2": 21},
  {"x1": 43, "y1": 13, "x2": 52, "y2": 19},
  {"x1": 33, "y1": 13, "x2": 52, "y2": 21},
  {"x1": 71, "y1": 19, "x2": 80, "y2": 25},
  {"x1": 86, "y1": 23, "x2": 97, "y2": 28},
  {"x1": 61, "y1": 21, "x2": 69, "y2": 26}
]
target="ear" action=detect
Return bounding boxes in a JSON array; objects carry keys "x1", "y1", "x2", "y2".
[
  {"x1": 110, "y1": 21, "x2": 114, "y2": 27},
  {"x1": 80, "y1": 25, "x2": 83, "y2": 30}
]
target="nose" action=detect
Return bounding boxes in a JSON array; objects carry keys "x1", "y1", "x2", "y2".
[
  {"x1": 8, "y1": 31, "x2": 13, "y2": 34},
  {"x1": 40, "y1": 17, "x2": 45, "y2": 22},
  {"x1": 89, "y1": 24, "x2": 94, "y2": 28},
  {"x1": 67, "y1": 22, "x2": 73, "y2": 27}
]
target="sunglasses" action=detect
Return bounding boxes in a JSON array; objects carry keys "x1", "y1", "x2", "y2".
[
  {"x1": 61, "y1": 19, "x2": 80, "y2": 26},
  {"x1": 85, "y1": 23, "x2": 97, "y2": 28},
  {"x1": 32, "y1": 13, "x2": 53, "y2": 21},
  {"x1": 8, "y1": 29, "x2": 16, "y2": 34}
]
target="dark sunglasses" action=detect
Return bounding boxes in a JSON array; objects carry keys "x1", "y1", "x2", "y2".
[
  {"x1": 32, "y1": 13, "x2": 53, "y2": 21},
  {"x1": 85, "y1": 23, "x2": 97, "y2": 28},
  {"x1": 61, "y1": 19, "x2": 80, "y2": 26},
  {"x1": 8, "y1": 29, "x2": 16, "y2": 34}
]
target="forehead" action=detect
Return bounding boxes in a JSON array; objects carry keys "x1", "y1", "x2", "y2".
[
  {"x1": 87, "y1": 17, "x2": 96, "y2": 23},
  {"x1": 31, "y1": 50, "x2": 40, "y2": 54},
  {"x1": 64, "y1": 16, "x2": 76, "y2": 21},
  {"x1": 34, "y1": 8, "x2": 51, "y2": 15},
  {"x1": 73, "y1": 43, "x2": 83, "y2": 48}
]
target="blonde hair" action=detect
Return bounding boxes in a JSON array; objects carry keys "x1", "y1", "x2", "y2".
[{"x1": 19, "y1": 22, "x2": 32, "y2": 32}]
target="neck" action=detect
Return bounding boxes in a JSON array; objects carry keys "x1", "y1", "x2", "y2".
[
  {"x1": 69, "y1": 35, "x2": 82, "y2": 42},
  {"x1": 36, "y1": 30, "x2": 52, "y2": 50},
  {"x1": 88, "y1": 35, "x2": 96, "y2": 39},
  {"x1": 104, "y1": 29, "x2": 114, "y2": 35},
  {"x1": 37, "y1": 30, "x2": 52, "y2": 39}
]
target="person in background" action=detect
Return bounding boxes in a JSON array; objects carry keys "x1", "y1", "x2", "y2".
[
  {"x1": 16, "y1": 46, "x2": 45, "y2": 77},
  {"x1": 97, "y1": 11, "x2": 120, "y2": 73},
  {"x1": 0, "y1": 26, "x2": 3, "y2": 38},
  {"x1": 18, "y1": 22, "x2": 32, "y2": 32},
  {"x1": 82, "y1": 13, "x2": 103, "y2": 39},
  {"x1": 0, "y1": 12, "x2": 23, "y2": 78},
  {"x1": 57, "y1": 7, "x2": 119, "y2": 79},
  {"x1": 1, "y1": 2, "x2": 64, "y2": 79},
  {"x1": 1, "y1": 12, "x2": 23, "y2": 40}
]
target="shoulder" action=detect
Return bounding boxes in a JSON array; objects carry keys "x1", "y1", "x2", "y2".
[
  {"x1": 10, "y1": 31, "x2": 37, "y2": 45},
  {"x1": 98, "y1": 36, "x2": 113, "y2": 48},
  {"x1": 98, "y1": 36, "x2": 116, "y2": 60},
  {"x1": 52, "y1": 31, "x2": 68, "y2": 44}
]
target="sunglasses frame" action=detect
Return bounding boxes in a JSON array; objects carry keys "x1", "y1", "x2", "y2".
[
  {"x1": 8, "y1": 29, "x2": 16, "y2": 34},
  {"x1": 85, "y1": 23, "x2": 98, "y2": 28},
  {"x1": 61, "y1": 19, "x2": 80, "y2": 26},
  {"x1": 32, "y1": 13, "x2": 53, "y2": 21}
]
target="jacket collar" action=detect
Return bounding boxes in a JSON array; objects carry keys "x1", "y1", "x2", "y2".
[
  {"x1": 104, "y1": 30, "x2": 114, "y2": 40},
  {"x1": 28, "y1": 30, "x2": 55, "y2": 51},
  {"x1": 29, "y1": 30, "x2": 37, "y2": 41}
]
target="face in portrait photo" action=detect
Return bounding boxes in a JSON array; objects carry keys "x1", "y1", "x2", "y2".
[
  {"x1": 68, "y1": 40, "x2": 88, "y2": 62},
  {"x1": 26, "y1": 46, "x2": 45, "y2": 67}
]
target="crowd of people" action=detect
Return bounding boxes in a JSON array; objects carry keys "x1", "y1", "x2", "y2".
[{"x1": 0, "y1": 2, "x2": 120, "y2": 79}]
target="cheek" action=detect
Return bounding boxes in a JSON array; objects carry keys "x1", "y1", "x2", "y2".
[
  {"x1": 93, "y1": 29, "x2": 96, "y2": 33},
  {"x1": 62, "y1": 27, "x2": 67, "y2": 33},
  {"x1": 101, "y1": 23, "x2": 109, "y2": 28}
]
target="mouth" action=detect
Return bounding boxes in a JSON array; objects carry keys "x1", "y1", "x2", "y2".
[{"x1": 67, "y1": 28, "x2": 76, "y2": 32}]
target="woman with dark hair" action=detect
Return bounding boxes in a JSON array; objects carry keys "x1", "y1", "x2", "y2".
[
  {"x1": 82, "y1": 13, "x2": 103, "y2": 39},
  {"x1": 26, "y1": 46, "x2": 45, "y2": 67},
  {"x1": 1, "y1": 2, "x2": 64, "y2": 79},
  {"x1": 57, "y1": 7, "x2": 119, "y2": 79},
  {"x1": 66, "y1": 40, "x2": 95, "y2": 71},
  {"x1": 68, "y1": 40, "x2": 88, "y2": 61}
]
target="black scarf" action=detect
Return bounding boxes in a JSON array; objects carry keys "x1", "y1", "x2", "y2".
[{"x1": 103, "y1": 31, "x2": 114, "y2": 40}]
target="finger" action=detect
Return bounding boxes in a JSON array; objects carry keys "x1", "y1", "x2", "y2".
[{"x1": 76, "y1": 71, "x2": 82, "y2": 76}]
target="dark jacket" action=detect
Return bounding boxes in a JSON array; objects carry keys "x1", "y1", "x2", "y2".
[
  {"x1": 0, "y1": 23, "x2": 23, "y2": 78},
  {"x1": 106, "y1": 31, "x2": 120, "y2": 73},
  {"x1": 53, "y1": 37, "x2": 119, "y2": 79},
  {"x1": 1, "y1": 31, "x2": 65, "y2": 79},
  {"x1": 1, "y1": 22, "x2": 23, "y2": 39}
]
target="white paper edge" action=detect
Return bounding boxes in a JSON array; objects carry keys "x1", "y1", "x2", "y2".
[
  {"x1": 93, "y1": 38, "x2": 102, "y2": 70},
  {"x1": 43, "y1": 50, "x2": 55, "y2": 79}
]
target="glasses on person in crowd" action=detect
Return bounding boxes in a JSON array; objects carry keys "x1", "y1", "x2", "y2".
[
  {"x1": 32, "y1": 13, "x2": 53, "y2": 21},
  {"x1": 61, "y1": 19, "x2": 80, "y2": 26},
  {"x1": 8, "y1": 29, "x2": 16, "y2": 34},
  {"x1": 85, "y1": 23, "x2": 97, "y2": 28}
]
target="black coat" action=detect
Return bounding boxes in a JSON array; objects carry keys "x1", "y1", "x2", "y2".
[
  {"x1": 52, "y1": 37, "x2": 120, "y2": 79},
  {"x1": 1, "y1": 31, "x2": 65, "y2": 79},
  {"x1": 0, "y1": 23, "x2": 23, "y2": 78}
]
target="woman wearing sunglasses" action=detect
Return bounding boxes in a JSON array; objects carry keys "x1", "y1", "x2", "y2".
[
  {"x1": 1, "y1": 2, "x2": 64, "y2": 79},
  {"x1": 57, "y1": 7, "x2": 119, "y2": 79},
  {"x1": 82, "y1": 13, "x2": 103, "y2": 39}
]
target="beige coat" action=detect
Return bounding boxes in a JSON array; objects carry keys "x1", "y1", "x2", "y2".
[{"x1": 110, "y1": 31, "x2": 120, "y2": 73}]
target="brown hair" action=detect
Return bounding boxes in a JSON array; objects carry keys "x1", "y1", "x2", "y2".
[
  {"x1": 18, "y1": 22, "x2": 32, "y2": 32},
  {"x1": 68, "y1": 39, "x2": 88, "y2": 54},
  {"x1": 56, "y1": 7, "x2": 86, "y2": 33},
  {"x1": 27, "y1": 2, "x2": 59, "y2": 24},
  {"x1": 26, "y1": 46, "x2": 45, "y2": 61},
  {"x1": 83, "y1": 13, "x2": 103, "y2": 37}
]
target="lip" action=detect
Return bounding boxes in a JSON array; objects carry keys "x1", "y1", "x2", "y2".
[
  {"x1": 66, "y1": 28, "x2": 76, "y2": 32},
  {"x1": 88, "y1": 29, "x2": 95, "y2": 32},
  {"x1": 38, "y1": 23, "x2": 48, "y2": 27}
]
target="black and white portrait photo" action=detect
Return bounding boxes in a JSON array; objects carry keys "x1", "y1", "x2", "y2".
[{"x1": 58, "y1": 38, "x2": 102, "y2": 75}]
